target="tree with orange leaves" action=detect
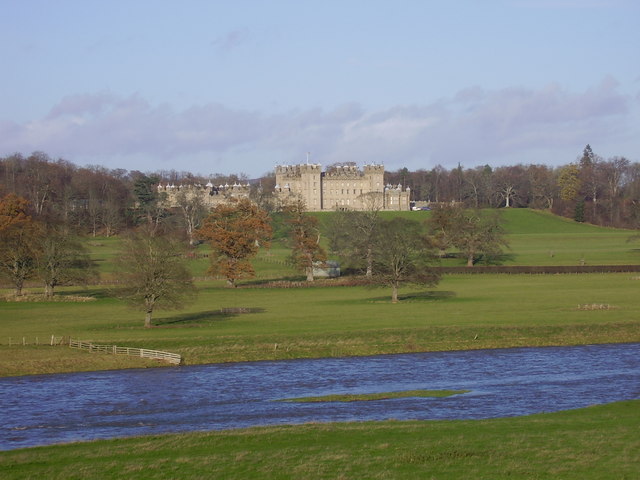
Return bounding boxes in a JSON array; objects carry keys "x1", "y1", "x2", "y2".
[
  {"x1": 0, "y1": 194, "x2": 43, "y2": 296},
  {"x1": 198, "y1": 198, "x2": 272, "y2": 287}
]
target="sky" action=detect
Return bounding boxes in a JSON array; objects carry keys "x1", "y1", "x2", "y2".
[{"x1": 1, "y1": 0, "x2": 638, "y2": 178}]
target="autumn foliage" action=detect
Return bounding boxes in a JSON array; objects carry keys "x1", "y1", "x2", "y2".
[
  {"x1": 0, "y1": 194, "x2": 43, "y2": 296},
  {"x1": 198, "y1": 199, "x2": 272, "y2": 287}
]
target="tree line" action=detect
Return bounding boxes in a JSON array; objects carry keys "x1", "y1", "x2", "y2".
[
  {"x1": 386, "y1": 145, "x2": 638, "y2": 228},
  {"x1": 2, "y1": 145, "x2": 638, "y2": 231},
  {"x1": 0, "y1": 151, "x2": 259, "y2": 238}
]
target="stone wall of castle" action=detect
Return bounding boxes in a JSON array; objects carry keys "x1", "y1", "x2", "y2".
[
  {"x1": 274, "y1": 163, "x2": 410, "y2": 211},
  {"x1": 158, "y1": 163, "x2": 410, "y2": 212},
  {"x1": 158, "y1": 182, "x2": 251, "y2": 208}
]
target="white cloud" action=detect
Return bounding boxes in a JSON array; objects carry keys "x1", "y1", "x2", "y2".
[{"x1": 0, "y1": 78, "x2": 634, "y2": 175}]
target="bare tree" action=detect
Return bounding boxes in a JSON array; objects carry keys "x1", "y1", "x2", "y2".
[
  {"x1": 115, "y1": 230, "x2": 197, "y2": 328},
  {"x1": 369, "y1": 217, "x2": 440, "y2": 303},
  {"x1": 174, "y1": 189, "x2": 207, "y2": 246},
  {"x1": 427, "y1": 205, "x2": 509, "y2": 267},
  {"x1": 325, "y1": 201, "x2": 381, "y2": 277},
  {"x1": 36, "y1": 225, "x2": 98, "y2": 297},
  {"x1": 284, "y1": 199, "x2": 326, "y2": 281}
]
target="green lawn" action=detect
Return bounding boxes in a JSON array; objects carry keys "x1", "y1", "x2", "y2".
[
  {"x1": 2, "y1": 272, "x2": 639, "y2": 376},
  {"x1": 85, "y1": 209, "x2": 640, "y2": 279},
  {"x1": 500, "y1": 209, "x2": 638, "y2": 266},
  {"x1": 1, "y1": 400, "x2": 637, "y2": 479},
  {"x1": 2, "y1": 208, "x2": 639, "y2": 377}
]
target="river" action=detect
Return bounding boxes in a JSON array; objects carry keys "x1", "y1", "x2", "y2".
[{"x1": 1, "y1": 342, "x2": 639, "y2": 450}]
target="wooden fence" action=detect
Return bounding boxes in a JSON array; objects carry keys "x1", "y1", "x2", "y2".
[{"x1": 68, "y1": 338, "x2": 182, "y2": 365}]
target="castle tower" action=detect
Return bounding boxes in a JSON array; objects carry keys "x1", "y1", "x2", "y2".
[
  {"x1": 275, "y1": 164, "x2": 322, "y2": 210},
  {"x1": 274, "y1": 162, "x2": 409, "y2": 212}
]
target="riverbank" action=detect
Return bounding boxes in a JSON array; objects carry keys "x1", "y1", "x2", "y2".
[
  {"x1": 1, "y1": 400, "x2": 637, "y2": 479},
  {"x1": 2, "y1": 273, "x2": 640, "y2": 377}
]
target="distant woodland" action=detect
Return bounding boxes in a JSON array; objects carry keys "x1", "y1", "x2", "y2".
[{"x1": 1, "y1": 145, "x2": 638, "y2": 234}]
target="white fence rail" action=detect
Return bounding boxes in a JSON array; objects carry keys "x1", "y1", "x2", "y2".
[{"x1": 69, "y1": 339, "x2": 181, "y2": 365}]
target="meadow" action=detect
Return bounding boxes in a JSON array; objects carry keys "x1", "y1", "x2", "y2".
[{"x1": 1, "y1": 208, "x2": 639, "y2": 376}]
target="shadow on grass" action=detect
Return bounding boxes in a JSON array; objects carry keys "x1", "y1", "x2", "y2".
[
  {"x1": 154, "y1": 307, "x2": 265, "y2": 327},
  {"x1": 368, "y1": 291, "x2": 456, "y2": 303},
  {"x1": 474, "y1": 253, "x2": 516, "y2": 265},
  {"x1": 241, "y1": 275, "x2": 308, "y2": 286}
]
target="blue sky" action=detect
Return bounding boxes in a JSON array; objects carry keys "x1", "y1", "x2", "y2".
[{"x1": 1, "y1": 0, "x2": 638, "y2": 177}]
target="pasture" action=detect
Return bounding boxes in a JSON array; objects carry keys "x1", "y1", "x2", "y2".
[
  {"x1": 1, "y1": 209, "x2": 640, "y2": 377},
  {"x1": 2, "y1": 271, "x2": 639, "y2": 376}
]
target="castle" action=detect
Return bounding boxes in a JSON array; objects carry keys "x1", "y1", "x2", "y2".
[
  {"x1": 157, "y1": 181, "x2": 251, "y2": 209},
  {"x1": 159, "y1": 163, "x2": 410, "y2": 212},
  {"x1": 274, "y1": 163, "x2": 410, "y2": 211}
]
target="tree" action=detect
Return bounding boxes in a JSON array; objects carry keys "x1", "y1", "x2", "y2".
[
  {"x1": 427, "y1": 205, "x2": 509, "y2": 267},
  {"x1": 601, "y1": 156, "x2": 630, "y2": 225},
  {"x1": 175, "y1": 189, "x2": 207, "y2": 246},
  {"x1": 326, "y1": 192, "x2": 383, "y2": 276},
  {"x1": 557, "y1": 163, "x2": 581, "y2": 202},
  {"x1": 578, "y1": 145, "x2": 604, "y2": 222},
  {"x1": 115, "y1": 230, "x2": 197, "y2": 328},
  {"x1": 131, "y1": 173, "x2": 169, "y2": 234},
  {"x1": 463, "y1": 165, "x2": 493, "y2": 208},
  {"x1": 528, "y1": 164, "x2": 557, "y2": 210},
  {"x1": 36, "y1": 226, "x2": 98, "y2": 297},
  {"x1": 198, "y1": 198, "x2": 272, "y2": 287},
  {"x1": 424, "y1": 203, "x2": 457, "y2": 257},
  {"x1": 0, "y1": 194, "x2": 42, "y2": 296},
  {"x1": 369, "y1": 217, "x2": 440, "y2": 303},
  {"x1": 493, "y1": 165, "x2": 527, "y2": 208},
  {"x1": 284, "y1": 199, "x2": 326, "y2": 281}
]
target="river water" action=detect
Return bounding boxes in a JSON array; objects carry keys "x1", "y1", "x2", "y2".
[{"x1": 1, "y1": 343, "x2": 639, "y2": 450}]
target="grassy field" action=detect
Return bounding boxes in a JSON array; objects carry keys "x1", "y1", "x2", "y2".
[
  {"x1": 499, "y1": 209, "x2": 638, "y2": 266},
  {"x1": 2, "y1": 271, "x2": 640, "y2": 376},
  {"x1": 1, "y1": 209, "x2": 638, "y2": 474},
  {"x1": 1, "y1": 400, "x2": 637, "y2": 479},
  {"x1": 2, "y1": 208, "x2": 639, "y2": 376},
  {"x1": 85, "y1": 208, "x2": 640, "y2": 279}
]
